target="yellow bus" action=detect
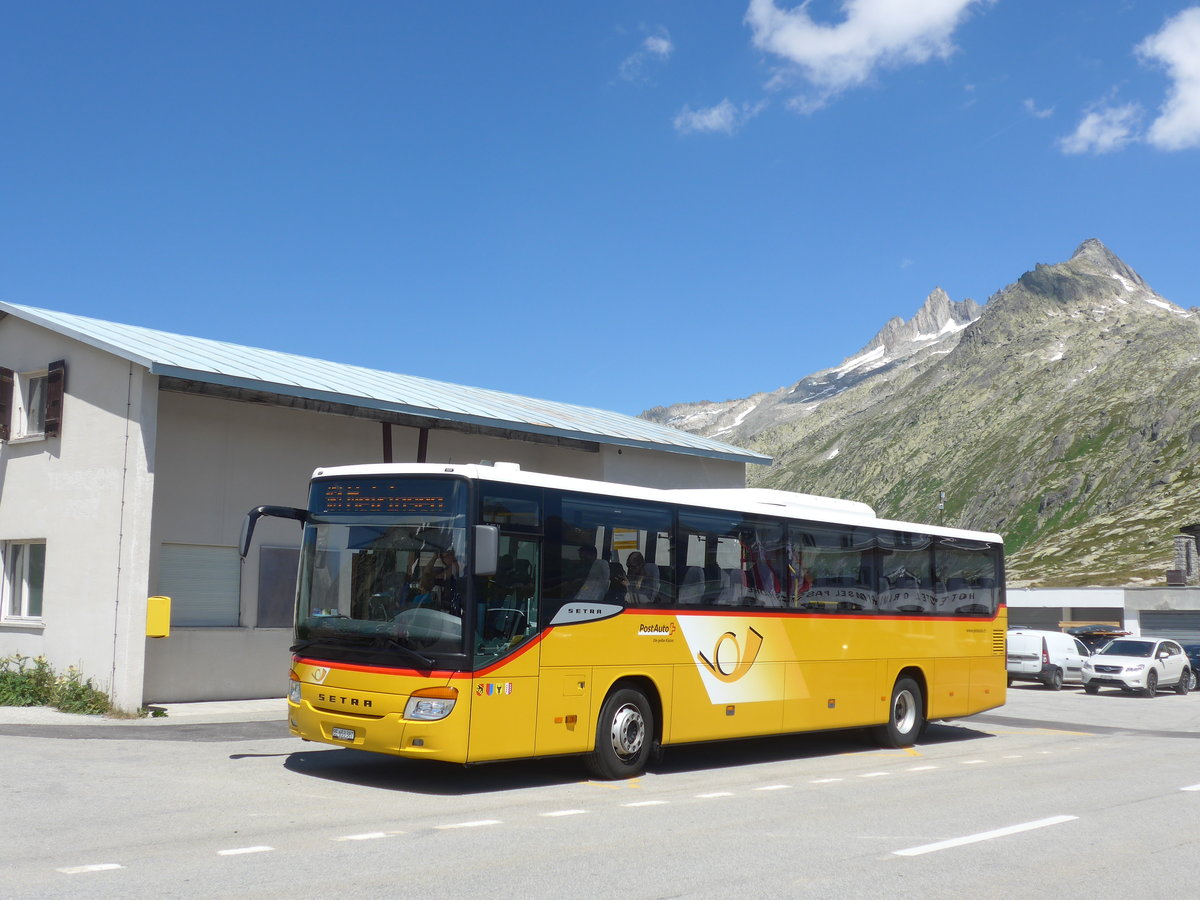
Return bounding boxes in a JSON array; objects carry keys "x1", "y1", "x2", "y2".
[{"x1": 241, "y1": 462, "x2": 1006, "y2": 778}]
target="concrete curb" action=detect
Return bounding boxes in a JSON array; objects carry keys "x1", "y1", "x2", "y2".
[{"x1": 0, "y1": 698, "x2": 287, "y2": 727}]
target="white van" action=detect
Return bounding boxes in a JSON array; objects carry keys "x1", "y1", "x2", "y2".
[{"x1": 1006, "y1": 629, "x2": 1092, "y2": 690}]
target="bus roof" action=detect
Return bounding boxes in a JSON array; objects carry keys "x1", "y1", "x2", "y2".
[{"x1": 311, "y1": 461, "x2": 1003, "y2": 545}]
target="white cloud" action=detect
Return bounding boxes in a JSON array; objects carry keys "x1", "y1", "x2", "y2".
[
  {"x1": 673, "y1": 99, "x2": 766, "y2": 135},
  {"x1": 618, "y1": 28, "x2": 674, "y2": 82},
  {"x1": 1057, "y1": 102, "x2": 1142, "y2": 155},
  {"x1": 1023, "y1": 98, "x2": 1054, "y2": 119},
  {"x1": 1136, "y1": 7, "x2": 1200, "y2": 151},
  {"x1": 745, "y1": 0, "x2": 990, "y2": 110}
]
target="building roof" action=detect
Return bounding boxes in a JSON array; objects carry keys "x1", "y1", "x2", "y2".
[{"x1": 0, "y1": 302, "x2": 770, "y2": 465}]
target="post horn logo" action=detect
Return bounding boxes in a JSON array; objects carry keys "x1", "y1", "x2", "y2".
[
  {"x1": 697, "y1": 627, "x2": 764, "y2": 683},
  {"x1": 310, "y1": 667, "x2": 330, "y2": 684}
]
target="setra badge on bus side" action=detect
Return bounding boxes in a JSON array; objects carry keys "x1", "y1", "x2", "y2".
[{"x1": 549, "y1": 603, "x2": 624, "y2": 626}]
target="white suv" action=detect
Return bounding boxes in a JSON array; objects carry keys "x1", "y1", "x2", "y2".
[{"x1": 1081, "y1": 637, "x2": 1196, "y2": 696}]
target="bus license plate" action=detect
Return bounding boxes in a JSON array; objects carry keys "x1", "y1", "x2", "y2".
[{"x1": 332, "y1": 727, "x2": 355, "y2": 741}]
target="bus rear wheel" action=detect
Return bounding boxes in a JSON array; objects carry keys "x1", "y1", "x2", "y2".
[
  {"x1": 586, "y1": 688, "x2": 654, "y2": 780},
  {"x1": 874, "y1": 676, "x2": 925, "y2": 748}
]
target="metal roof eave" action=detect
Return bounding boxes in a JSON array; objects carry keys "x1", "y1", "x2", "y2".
[
  {"x1": 153, "y1": 364, "x2": 773, "y2": 467},
  {"x1": 1, "y1": 302, "x2": 770, "y2": 467}
]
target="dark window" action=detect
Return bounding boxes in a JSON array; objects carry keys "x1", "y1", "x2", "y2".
[
  {"x1": 547, "y1": 495, "x2": 673, "y2": 613},
  {"x1": 878, "y1": 531, "x2": 936, "y2": 614},
  {"x1": 934, "y1": 537, "x2": 1000, "y2": 616},
  {"x1": 789, "y1": 523, "x2": 878, "y2": 612},
  {"x1": 257, "y1": 547, "x2": 300, "y2": 628},
  {"x1": 678, "y1": 511, "x2": 785, "y2": 608}
]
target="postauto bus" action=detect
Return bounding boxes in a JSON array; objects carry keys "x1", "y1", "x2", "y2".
[{"x1": 241, "y1": 462, "x2": 1006, "y2": 778}]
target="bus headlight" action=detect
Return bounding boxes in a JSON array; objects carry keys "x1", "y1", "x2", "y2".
[
  {"x1": 405, "y1": 686, "x2": 458, "y2": 720},
  {"x1": 288, "y1": 674, "x2": 302, "y2": 704}
]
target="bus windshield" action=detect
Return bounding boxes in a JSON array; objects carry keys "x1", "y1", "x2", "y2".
[{"x1": 294, "y1": 478, "x2": 469, "y2": 668}]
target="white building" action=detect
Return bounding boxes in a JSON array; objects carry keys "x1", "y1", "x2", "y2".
[{"x1": 0, "y1": 303, "x2": 768, "y2": 710}]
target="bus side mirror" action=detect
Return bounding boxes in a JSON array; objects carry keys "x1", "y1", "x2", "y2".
[
  {"x1": 240, "y1": 506, "x2": 308, "y2": 558},
  {"x1": 475, "y1": 525, "x2": 499, "y2": 576}
]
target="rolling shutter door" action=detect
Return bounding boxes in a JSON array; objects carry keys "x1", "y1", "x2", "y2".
[
  {"x1": 158, "y1": 544, "x2": 241, "y2": 626},
  {"x1": 1138, "y1": 611, "x2": 1200, "y2": 642}
]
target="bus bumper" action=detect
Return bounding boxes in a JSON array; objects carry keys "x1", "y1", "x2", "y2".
[{"x1": 289, "y1": 696, "x2": 470, "y2": 763}]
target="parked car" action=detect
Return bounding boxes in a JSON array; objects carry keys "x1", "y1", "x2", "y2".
[
  {"x1": 1006, "y1": 629, "x2": 1091, "y2": 690},
  {"x1": 1183, "y1": 643, "x2": 1200, "y2": 690},
  {"x1": 1081, "y1": 637, "x2": 1195, "y2": 696},
  {"x1": 1066, "y1": 624, "x2": 1129, "y2": 652}
]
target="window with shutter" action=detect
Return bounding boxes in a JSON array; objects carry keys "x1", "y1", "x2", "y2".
[
  {"x1": 45, "y1": 360, "x2": 65, "y2": 437},
  {"x1": 0, "y1": 368, "x2": 12, "y2": 442}
]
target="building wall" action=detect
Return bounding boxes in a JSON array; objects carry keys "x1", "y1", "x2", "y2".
[
  {"x1": 0, "y1": 320, "x2": 157, "y2": 710},
  {"x1": 144, "y1": 392, "x2": 749, "y2": 702},
  {"x1": 1006, "y1": 586, "x2": 1200, "y2": 636}
]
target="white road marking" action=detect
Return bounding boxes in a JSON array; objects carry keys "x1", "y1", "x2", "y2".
[
  {"x1": 696, "y1": 792, "x2": 733, "y2": 798},
  {"x1": 1181, "y1": 784, "x2": 1200, "y2": 792},
  {"x1": 962, "y1": 759, "x2": 987, "y2": 765},
  {"x1": 435, "y1": 820, "x2": 501, "y2": 830},
  {"x1": 622, "y1": 800, "x2": 668, "y2": 807},
  {"x1": 754, "y1": 784, "x2": 791, "y2": 791},
  {"x1": 859, "y1": 772, "x2": 889, "y2": 778},
  {"x1": 908, "y1": 765, "x2": 938, "y2": 771},
  {"x1": 894, "y1": 815, "x2": 1078, "y2": 857},
  {"x1": 809, "y1": 777, "x2": 842, "y2": 783},
  {"x1": 333, "y1": 831, "x2": 402, "y2": 841},
  {"x1": 57, "y1": 864, "x2": 123, "y2": 874},
  {"x1": 540, "y1": 809, "x2": 587, "y2": 817},
  {"x1": 218, "y1": 846, "x2": 274, "y2": 856}
]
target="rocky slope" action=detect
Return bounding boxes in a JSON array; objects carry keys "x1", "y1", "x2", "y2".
[
  {"x1": 645, "y1": 240, "x2": 1200, "y2": 587},
  {"x1": 643, "y1": 287, "x2": 982, "y2": 441}
]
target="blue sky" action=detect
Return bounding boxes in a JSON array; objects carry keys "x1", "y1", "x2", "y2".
[{"x1": 3, "y1": 1, "x2": 1199, "y2": 417}]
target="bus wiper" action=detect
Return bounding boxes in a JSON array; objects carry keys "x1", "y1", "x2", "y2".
[
  {"x1": 290, "y1": 640, "x2": 316, "y2": 653},
  {"x1": 377, "y1": 636, "x2": 436, "y2": 669}
]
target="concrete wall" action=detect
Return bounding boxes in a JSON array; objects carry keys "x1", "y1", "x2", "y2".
[{"x1": 0, "y1": 319, "x2": 157, "y2": 710}]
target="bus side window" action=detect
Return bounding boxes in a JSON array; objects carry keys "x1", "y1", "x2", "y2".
[
  {"x1": 553, "y1": 495, "x2": 673, "y2": 610},
  {"x1": 679, "y1": 513, "x2": 785, "y2": 608}
]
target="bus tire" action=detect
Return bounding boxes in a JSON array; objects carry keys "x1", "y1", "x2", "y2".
[
  {"x1": 874, "y1": 676, "x2": 924, "y2": 748},
  {"x1": 585, "y1": 687, "x2": 653, "y2": 780}
]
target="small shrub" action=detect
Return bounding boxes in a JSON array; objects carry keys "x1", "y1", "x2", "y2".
[{"x1": 0, "y1": 654, "x2": 116, "y2": 716}]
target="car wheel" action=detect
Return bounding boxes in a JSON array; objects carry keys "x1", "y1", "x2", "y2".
[
  {"x1": 1143, "y1": 670, "x2": 1158, "y2": 698},
  {"x1": 1084, "y1": 682, "x2": 1099, "y2": 694},
  {"x1": 585, "y1": 687, "x2": 654, "y2": 780},
  {"x1": 1190, "y1": 669, "x2": 1199, "y2": 693},
  {"x1": 1176, "y1": 669, "x2": 1194, "y2": 695},
  {"x1": 1045, "y1": 668, "x2": 1063, "y2": 691},
  {"x1": 874, "y1": 676, "x2": 925, "y2": 748}
]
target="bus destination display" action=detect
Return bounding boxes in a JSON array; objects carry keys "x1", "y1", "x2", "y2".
[{"x1": 312, "y1": 479, "x2": 456, "y2": 516}]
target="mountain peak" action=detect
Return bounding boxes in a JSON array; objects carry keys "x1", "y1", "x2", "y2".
[
  {"x1": 1070, "y1": 237, "x2": 1114, "y2": 262},
  {"x1": 866, "y1": 287, "x2": 980, "y2": 353},
  {"x1": 1065, "y1": 237, "x2": 1147, "y2": 289}
]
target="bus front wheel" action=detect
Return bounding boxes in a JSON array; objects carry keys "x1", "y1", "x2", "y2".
[
  {"x1": 874, "y1": 676, "x2": 925, "y2": 748},
  {"x1": 586, "y1": 688, "x2": 654, "y2": 780}
]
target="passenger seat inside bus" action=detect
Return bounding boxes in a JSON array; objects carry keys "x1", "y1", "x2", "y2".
[
  {"x1": 575, "y1": 559, "x2": 612, "y2": 603},
  {"x1": 678, "y1": 566, "x2": 705, "y2": 604}
]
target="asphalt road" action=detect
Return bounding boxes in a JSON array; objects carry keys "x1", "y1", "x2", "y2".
[{"x1": 3, "y1": 684, "x2": 1199, "y2": 899}]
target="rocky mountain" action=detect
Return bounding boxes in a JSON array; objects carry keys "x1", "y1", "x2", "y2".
[
  {"x1": 644, "y1": 239, "x2": 1200, "y2": 587},
  {"x1": 643, "y1": 287, "x2": 982, "y2": 440}
]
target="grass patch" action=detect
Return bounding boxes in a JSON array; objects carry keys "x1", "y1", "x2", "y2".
[{"x1": 0, "y1": 654, "x2": 119, "y2": 716}]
